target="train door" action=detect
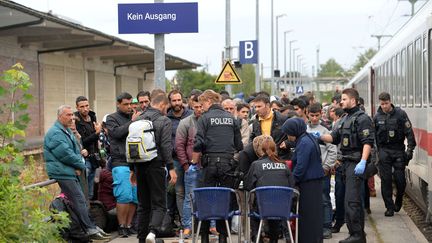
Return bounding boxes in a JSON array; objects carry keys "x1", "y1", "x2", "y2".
[{"x1": 369, "y1": 67, "x2": 376, "y2": 115}]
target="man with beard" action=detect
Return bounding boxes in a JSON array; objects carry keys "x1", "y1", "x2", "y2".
[
  {"x1": 167, "y1": 90, "x2": 192, "y2": 229},
  {"x1": 175, "y1": 94, "x2": 204, "y2": 238},
  {"x1": 137, "y1": 91, "x2": 151, "y2": 112},
  {"x1": 74, "y1": 96, "x2": 102, "y2": 200},
  {"x1": 320, "y1": 88, "x2": 374, "y2": 243}
]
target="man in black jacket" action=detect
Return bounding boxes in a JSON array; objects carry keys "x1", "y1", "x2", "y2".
[
  {"x1": 250, "y1": 95, "x2": 291, "y2": 160},
  {"x1": 130, "y1": 93, "x2": 177, "y2": 243},
  {"x1": 74, "y1": 96, "x2": 102, "y2": 200},
  {"x1": 105, "y1": 92, "x2": 141, "y2": 237},
  {"x1": 374, "y1": 92, "x2": 416, "y2": 217}
]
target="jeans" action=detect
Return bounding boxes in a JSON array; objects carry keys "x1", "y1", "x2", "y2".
[
  {"x1": 334, "y1": 164, "x2": 346, "y2": 225},
  {"x1": 323, "y1": 174, "x2": 333, "y2": 229},
  {"x1": 174, "y1": 160, "x2": 185, "y2": 221},
  {"x1": 182, "y1": 166, "x2": 201, "y2": 229},
  {"x1": 85, "y1": 159, "x2": 96, "y2": 199},
  {"x1": 57, "y1": 179, "x2": 96, "y2": 232}
]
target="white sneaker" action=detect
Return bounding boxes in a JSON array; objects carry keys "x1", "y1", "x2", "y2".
[{"x1": 145, "y1": 232, "x2": 156, "y2": 243}]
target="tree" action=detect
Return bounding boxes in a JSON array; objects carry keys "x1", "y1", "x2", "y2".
[
  {"x1": 232, "y1": 64, "x2": 256, "y2": 98},
  {"x1": 351, "y1": 48, "x2": 377, "y2": 73},
  {"x1": 0, "y1": 64, "x2": 68, "y2": 242},
  {"x1": 318, "y1": 58, "x2": 345, "y2": 77},
  {"x1": 175, "y1": 69, "x2": 222, "y2": 96}
]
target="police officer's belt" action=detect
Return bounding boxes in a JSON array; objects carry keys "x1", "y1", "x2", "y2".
[
  {"x1": 205, "y1": 153, "x2": 233, "y2": 159},
  {"x1": 338, "y1": 151, "x2": 362, "y2": 162}
]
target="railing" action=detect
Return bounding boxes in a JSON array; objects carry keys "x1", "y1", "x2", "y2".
[{"x1": 23, "y1": 179, "x2": 57, "y2": 190}]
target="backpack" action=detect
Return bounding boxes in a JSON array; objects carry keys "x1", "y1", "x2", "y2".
[
  {"x1": 49, "y1": 193, "x2": 90, "y2": 242},
  {"x1": 126, "y1": 118, "x2": 158, "y2": 163}
]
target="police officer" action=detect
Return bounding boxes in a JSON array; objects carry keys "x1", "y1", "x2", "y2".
[
  {"x1": 374, "y1": 92, "x2": 416, "y2": 217},
  {"x1": 244, "y1": 135, "x2": 294, "y2": 243},
  {"x1": 191, "y1": 89, "x2": 243, "y2": 243},
  {"x1": 321, "y1": 88, "x2": 374, "y2": 243}
]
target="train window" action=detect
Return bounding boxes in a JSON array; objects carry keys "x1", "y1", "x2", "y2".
[
  {"x1": 423, "y1": 33, "x2": 428, "y2": 106},
  {"x1": 380, "y1": 61, "x2": 390, "y2": 92},
  {"x1": 401, "y1": 49, "x2": 407, "y2": 107},
  {"x1": 380, "y1": 62, "x2": 388, "y2": 93},
  {"x1": 407, "y1": 43, "x2": 414, "y2": 107},
  {"x1": 382, "y1": 63, "x2": 386, "y2": 96},
  {"x1": 375, "y1": 67, "x2": 380, "y2": 108},
  {"x1": 395, "y1": 53, "x2": 400, "y2": 105},
  {"x1": 391, "y1": 56, "x2": 396, "y2": 102},
  {"x1": 415, "y1": 38, "x2": 422, "y2": 107},
  {"x1": 423, "y1": 50, "x2": 428, "y2": 106},
  {"x1": 429, "y1": 31, "x2": 432, "y2": 106}
]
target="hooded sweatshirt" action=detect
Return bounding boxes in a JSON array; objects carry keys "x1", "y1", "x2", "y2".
[
  {"x1": 307, "y1": 123, "x2": 337, "y2": 172},
  {"x1": 281, "y1": 118, "x2": 324, "y2": 183}
]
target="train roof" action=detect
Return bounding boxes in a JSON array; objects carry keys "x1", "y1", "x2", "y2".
[{"x1": 347, "y1": 1, "x2": 432, "y2": 87}]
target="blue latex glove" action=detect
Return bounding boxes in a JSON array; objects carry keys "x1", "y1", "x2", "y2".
[
  {"x1": 310, "y1": 131, "x2": 321, "y2": 138},
  {"x1": 187, "y1": 164, "x2": 198, "y2": 172},
  {"x1": 354, "y1": 159, "x2": 367, "y2": 175}
]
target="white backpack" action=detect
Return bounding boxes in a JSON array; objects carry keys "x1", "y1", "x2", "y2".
[{"x1": 126, "y1": 119, "x2": 158, "y2": 163}]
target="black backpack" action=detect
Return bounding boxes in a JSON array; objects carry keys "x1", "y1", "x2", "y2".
[{"x1": 49, "y1": 194, "x2": 90, "y2": 242}]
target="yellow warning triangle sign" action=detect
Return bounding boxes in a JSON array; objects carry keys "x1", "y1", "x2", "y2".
[{"x1": 215, "y1": 61, "x2": 242, "y2": 84}]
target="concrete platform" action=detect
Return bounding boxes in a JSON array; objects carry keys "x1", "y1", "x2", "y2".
[{"x1": 110, "y1": 177, "x2": 428, "y2": 243}]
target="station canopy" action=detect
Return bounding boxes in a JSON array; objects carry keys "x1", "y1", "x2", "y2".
[{"x1": 0, "y1": 0, "x2": 200, "y2": 72}]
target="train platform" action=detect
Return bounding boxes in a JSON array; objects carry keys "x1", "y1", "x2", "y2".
[{"x1": 109, "y1": 178, "x2": 428, "y2": 243}]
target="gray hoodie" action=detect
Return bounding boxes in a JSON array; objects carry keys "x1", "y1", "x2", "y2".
[{"x1": 307, "y1": 123, "x2": 337, "y2": 171}]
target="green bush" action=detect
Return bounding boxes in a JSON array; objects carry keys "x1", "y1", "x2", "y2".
[{"x1": 0, "y1": 63, "x2": 68, "y2": 242}]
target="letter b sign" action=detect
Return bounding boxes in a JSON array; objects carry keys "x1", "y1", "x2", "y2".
[{"x1": 239, "y1": 40, "x2": 258, "y2": 64}]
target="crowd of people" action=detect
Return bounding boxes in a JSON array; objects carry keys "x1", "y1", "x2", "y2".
[{"x1": 44, "y1": 86, "x2": 416, "y2": 243}]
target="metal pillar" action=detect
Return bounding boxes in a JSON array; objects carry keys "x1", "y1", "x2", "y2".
[
  {"x1": 154, "y1": 0, "x2": 166, "y2": 90},
  {"x1": 225, "y1": 0, "x2": 232, "y2": 95},
  {"x1": 270, "y1": 0, "x2": 274, "y2": 95},
  {"x1": 255, "y1": 0, "x2": 260, "y2": 92}
]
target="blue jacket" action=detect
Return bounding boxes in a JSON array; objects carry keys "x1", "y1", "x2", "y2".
[
  {"x1": 44, "y1": 121, "x2": 86, "y2": 181},
  {"x1": 282, "y1": 118, "x2": 324, "y2": 183}
]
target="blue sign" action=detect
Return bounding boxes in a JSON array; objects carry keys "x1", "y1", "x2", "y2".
[
  {"x1": 118, "y1": 3, "x2": 198, "y2": 34},
  {"x1": 239, "y1": 40, "x2": 258, "y2": 64},
  {"x1": 296, "y1": 86, "x2": 304, "y2": 94}
]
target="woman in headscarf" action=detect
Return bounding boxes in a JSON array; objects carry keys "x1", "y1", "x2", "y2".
[
  {"x1": 244, "y1": 135, "x2": 294, "y2": 243},
  {"x1": 281, "y1": 117, "x2": 324, "y2": 243}
]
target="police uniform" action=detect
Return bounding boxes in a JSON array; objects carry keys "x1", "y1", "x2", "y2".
[
  {"x1": 244, "y1": 157, "x2": 294, "y2": 243},
  {"x1": 193, "y1": 104, "x2": 243, "y2": 243},
  {"x1": 330, "y1": 105, "x2": 374, "y2": 243},
  {"x1": 374, "y1": 104, "x2": 416, "y2": 214}
]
